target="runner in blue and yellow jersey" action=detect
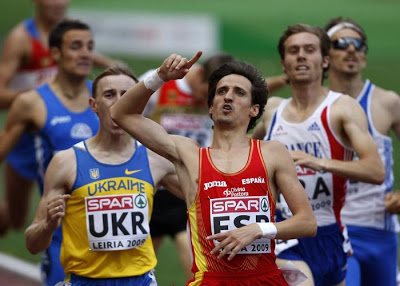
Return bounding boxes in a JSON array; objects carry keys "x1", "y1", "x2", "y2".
[{"x1": 25, "y1": 65, "x2": 181, "y2": 286}]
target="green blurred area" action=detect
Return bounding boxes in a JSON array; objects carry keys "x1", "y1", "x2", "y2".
[{"x1": 0, "y1": 0, "x2": 399, "y2": 285}]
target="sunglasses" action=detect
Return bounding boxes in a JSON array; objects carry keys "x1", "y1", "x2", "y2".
[{"x1": 332, "y1": 37, "x2": 368, "y2": 52}]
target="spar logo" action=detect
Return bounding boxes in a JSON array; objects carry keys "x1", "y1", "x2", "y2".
[
  {"x1": 210, "y1": 196, "x2": 271, "y2": 238},
  {"x1": 134, "y1": 194, "x2": 147, "y2": 208},
  {"x1": 87, "y1": 195, "x2": 136, "y2": 212},
  {"x1": 211, "y1": 197, "x2": 269, "y2": 214}
]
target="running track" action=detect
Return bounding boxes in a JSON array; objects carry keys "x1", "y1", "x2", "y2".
[{"x1": 0, "y1": 253, "x2": 41, "y2": 286}]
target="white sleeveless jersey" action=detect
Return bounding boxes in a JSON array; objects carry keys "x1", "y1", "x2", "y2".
[
  {"x1": 341, "y1": 80, "x2": 399, "y2": 232},
  {"x1": 265, "y1": 91, "x2": 353, "y2": 227}
]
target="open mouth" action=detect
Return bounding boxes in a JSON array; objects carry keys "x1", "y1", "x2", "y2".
[{"x1": 295, "y1": 65, "x2": 309, "y2": 71}]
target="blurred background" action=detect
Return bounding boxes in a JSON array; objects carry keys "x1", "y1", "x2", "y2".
[{"x1": 0, "y1": 0, "x2": 399, "y2": 285}]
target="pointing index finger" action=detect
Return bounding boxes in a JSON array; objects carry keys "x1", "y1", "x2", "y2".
[{"x1": 187, "y1": 51, "x2": 203, "y2": 68}]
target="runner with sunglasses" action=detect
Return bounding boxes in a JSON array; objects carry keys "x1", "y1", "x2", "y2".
[
  {"x1": 324, "y1": 17, "x2": 400, "y2": 286},
  {"x1": 252, "y1": 23, "x2": 385, "y2": 286}
]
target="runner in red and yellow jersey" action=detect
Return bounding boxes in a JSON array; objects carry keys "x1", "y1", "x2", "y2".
[{"x1": 111, "y1": 52, "x2": 317, "y2": 285}]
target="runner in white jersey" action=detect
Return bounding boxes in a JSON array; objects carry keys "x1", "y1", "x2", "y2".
[
  {"x1": 324, "y1": 17, "x2": 400, "y2": 286},
  {"x1": 252, "y1": 23, "x2": 384, "y2": 286},
  {"x1": 267, "y1": 91, "x2": 353, "y2": 227}
]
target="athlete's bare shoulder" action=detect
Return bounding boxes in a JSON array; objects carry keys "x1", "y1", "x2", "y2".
[
  {"x1": 9, "y1": 89, "x2": 46, "y2": 130},
  {"x1": 259, "y1": 139, "x2": 289, "y2": 163},
  {"x1": 259, "y1": 139, "x2": 287, "y2": 153},
  {"x1": 265, "y1": 96, "x2": 285, "y2": 112},
  {"x1": 46, "y1": 147, "x2": 77, "y2": 189},
  {"x1": 258, "y1": 139, "x2": 294, "y2": 178},
  {"x1": 373, "y1": 85, "x2": 400, "y2": 109},
  {"x1": 3, "y1": 22, "x2": 31, "y2": 55},
  {"x1": 13, "y1": 89, "x2": 44, "y2": 113}
]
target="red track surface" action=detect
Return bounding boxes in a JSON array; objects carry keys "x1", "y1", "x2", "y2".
[{"x1": 0, "y1": 268, "x2": 41, "y2": 286}]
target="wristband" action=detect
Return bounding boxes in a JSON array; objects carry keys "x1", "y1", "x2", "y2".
[
  {"x1": 257, "y1": 222, "x2": 277, "y2": 239},
  {"x1": 143, "y1": 69, "x2": 166, "y2": 91}
]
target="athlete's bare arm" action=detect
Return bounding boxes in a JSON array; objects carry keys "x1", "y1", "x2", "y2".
[
  {"x1": 265, "y1": 74, "x2": 288, "y2": 94},
  {"x1": 92, "y1": 52, "x2": 124, "y2": 69},
  {"x1": 110, "y1": 52, "x2": 202, "y2": 201},
  {"x1": 25, "y1": 149, "x2": 74, "y2": 254},
  {"x1": 290, "y1": 95, "x2": 385, "y2": 184},
  {"x1": 373, "y1": 87, "x2": 400, "y2": 213},
  {"x1": 208, "y1": 141, "x2": 316, "y2": 260},
  {"x1": 0, "y1": 91, "x2": 45, "y2": 161},
  {"x1": 148, "y1": 149, "x2": 184, "y2": 200},
  {"x1": 0, "y1": 24, "x2": 30, "y2": 108},
  {"x1": 264, "y1": 141, "x2": 316, "y2": 238}
]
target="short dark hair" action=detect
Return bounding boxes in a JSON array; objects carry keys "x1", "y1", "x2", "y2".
[
  {"x1": 324, "y1": 17, "x2": 368, "y2": 50},
  {"x1": 49, "y1": 19, "x2": 91, "y2": 49},
  {"x1": 278, "y1": 23, "x2": 330, "y2": 80},
  {"x1": 202, "y1": 53, "x2": 234, "y2": 82},
  {"x1": 208, "y1": 61, "x2": 268, "y2": 132},
  {"x1": 92, "y1": 65, "x2": 138, "y2": 98}
]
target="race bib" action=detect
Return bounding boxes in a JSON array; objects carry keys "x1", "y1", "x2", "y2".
[
  {"x1": 210, "y1": 196, "x2": 272, "y2": 254},
  {"x1": 85, "y1": 194, "x2": 150, "y2": 251}
]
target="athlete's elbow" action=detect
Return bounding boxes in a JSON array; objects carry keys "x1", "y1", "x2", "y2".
[
  {"x1": 305, "y1": 216, "x2": 317, "y2": 237},
  {"x1": 369, "y1": 163, "x2": 385, "y2": 185},
  {"x1": 109, "y1": 105, "x2": 120, "y2": 123},
  {"x1": 25, "y1": 238, "x2": 42, "y2": 255},
  {"x1": 24, "y1": 229, "x2": 48, "y2": 255}
]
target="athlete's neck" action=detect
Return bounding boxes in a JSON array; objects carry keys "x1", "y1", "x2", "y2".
[
  {"x1": 328, "y1": 72, "x2": 364, "y2": 99},
  {"x1": 51, "y1": 74, "x2": 88, "y2": 100},
  {"x1": 86, "y1": 133, "x2": 135, "y2": 165}
]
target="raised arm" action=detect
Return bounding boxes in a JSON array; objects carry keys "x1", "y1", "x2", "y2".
[
  {"x1": 25, "y1": 150, "x2": 74, "y2": 254},
  {"x1": 110, "y1": 52, "x2": 202, "y2": 163}
]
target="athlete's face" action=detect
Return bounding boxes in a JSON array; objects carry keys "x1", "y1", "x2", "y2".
[
  {"x1": 329, "y1": 28, "x2": 367, "y2": 76},
  {"x1": 35, "y1": 0, "x2": 69, "y2": 25},
  {"x1": 209, "y1": 74, "x2": 259, "y2": 129},
  {"x1": 281, "y1": 32, "x2": 329, "y2": 85},
  {"x1": 91, "y1": 74, "x2": 137, "y2": 135},
  {"x1": 53, "y1": 29, "x2": 94, "y2": 78}
]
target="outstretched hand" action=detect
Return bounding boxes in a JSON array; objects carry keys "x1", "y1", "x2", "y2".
[{"x1": 158, "y1": 51, "x2": 202, "y2": 82}]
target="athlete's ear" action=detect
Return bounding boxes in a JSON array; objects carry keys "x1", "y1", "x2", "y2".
[
  {"x1": 280, "y1": 59, "x2": 287, "y2": 74},
  {"x1": 89, "y1": 97, "x2": 98, "y2": 113},
  {"x1": 50, "y1": 47, "x2": 61, "y2": 63},
  {"x1": 250, "y1": 104, "x2": 260, "y2": 118},
  {"x1": 322, "y1": 55, "x2": 329, "y2": 69}
]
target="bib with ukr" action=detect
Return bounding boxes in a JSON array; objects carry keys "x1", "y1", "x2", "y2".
[{"x1": 85, "y1": 193, "x2": 150, "y2": 251}]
